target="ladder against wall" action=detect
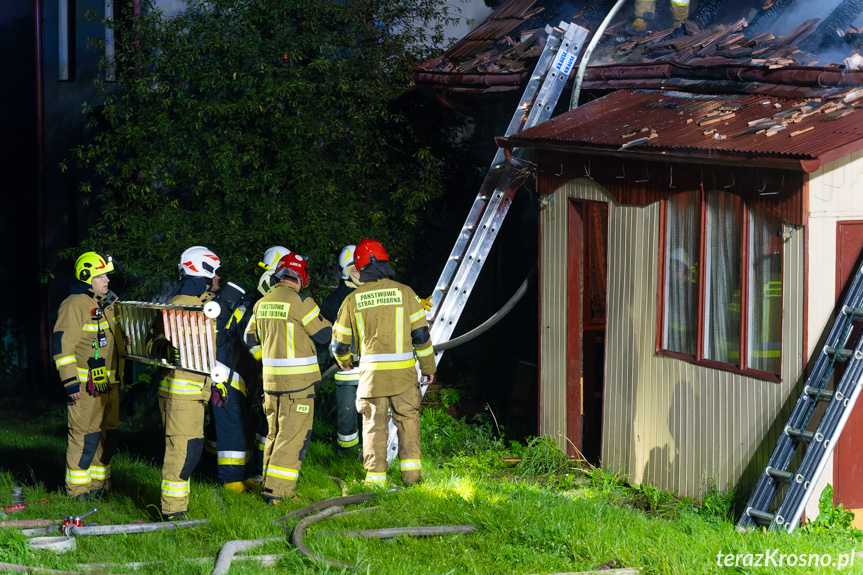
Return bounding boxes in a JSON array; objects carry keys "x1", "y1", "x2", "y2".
[
  {"x1": 385, "y1": 21, "x2": 590, "y2": 463},
  {"x1": 739, "y1": 259, "x2": 863, "y2": 532}
]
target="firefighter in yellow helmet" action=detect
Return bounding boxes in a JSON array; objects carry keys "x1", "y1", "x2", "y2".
[
  {"x1": 330, "y1": 239, "x2": 436, "y2": 486},
  {"x1": 244, "y1": 253, "x2": 332, "y2": 503},
  {"x1": 52, "y1": 251, "x2": 125, "y2": 500},
  {"x1": 149, "y1": 246, "x2": 221, "y2": 519}
]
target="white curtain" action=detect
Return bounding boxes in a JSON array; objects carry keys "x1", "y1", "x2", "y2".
[
  {"x1": 704, "y1": 192, "x2": 742, "y2": 364},
  {"x1": 664, "y1": 191, "x2": 700, "y2": 355}
]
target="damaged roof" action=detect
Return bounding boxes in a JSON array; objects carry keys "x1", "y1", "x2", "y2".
[
  {"x1": 415, "y1": 0, "x2": 863, "y2": 102},
  {"x1": 414, "y1": 0, "x2": 557, "y2": 96},
  {"x1": 498, "y1": 88, "x2": 863, "y2": 172}
]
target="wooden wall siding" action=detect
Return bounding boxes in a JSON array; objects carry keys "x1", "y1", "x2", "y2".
[
  {"x1": 536, "y1": 152, "x2": 807, "y2": 226},
  {"x1": 804, "y1": 150, "x2": 863, "y2": 521},
  {"x1": 540, "y1": 174, "x2": 805, "y2": 498}
]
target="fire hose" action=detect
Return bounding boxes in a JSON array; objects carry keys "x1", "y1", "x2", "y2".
[
  {"x1": 67, "y1": 518, "x2": 207, "y2": 536},
  {"x1": 570, "y1": 0, "x2": 629, "y2": 110},
  {"x1": 318, "y1": 262, "x2": 536, "y2": 383}
]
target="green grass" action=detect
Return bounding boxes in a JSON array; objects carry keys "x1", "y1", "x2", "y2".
[{"x1": 0, "y1": 395, "x2": 861, "y2": 574}]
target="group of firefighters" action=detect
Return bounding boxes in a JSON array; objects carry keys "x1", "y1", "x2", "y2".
[{"x1": 52, "y1": 239, "x2": 437, "y2": 519}]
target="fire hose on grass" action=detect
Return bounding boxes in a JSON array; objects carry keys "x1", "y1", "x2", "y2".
[{"x1": 279, "y1": 494, "x2": 478, "y2": 569}]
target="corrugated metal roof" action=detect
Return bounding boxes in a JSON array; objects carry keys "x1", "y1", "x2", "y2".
[{"x1": 501, "y1": 89, "x2": 863, "y2": 171}]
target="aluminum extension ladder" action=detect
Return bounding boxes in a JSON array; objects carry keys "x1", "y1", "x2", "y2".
[
  {"x1": 385, "y1": 21, "x2": 590, "y2": 463},
  {"x1": 739, "y1": 259, "x2": 863, "y2": 532}
]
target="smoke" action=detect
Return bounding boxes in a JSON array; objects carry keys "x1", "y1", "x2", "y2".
[
  {"x1": 445, "y1": 0, "x2": 495, "y2": 43},
  {"x1": 771, "y1": 0, "x2": 844, "y2": 36}
]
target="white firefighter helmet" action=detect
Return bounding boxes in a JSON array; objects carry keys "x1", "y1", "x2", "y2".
[
  {"x1": 260, "y1": 246, "x2": 291, "y2": 270},
  {"x1": 179, "y1": 246, "x2": 220, "y2": 278},
  {"x1": 338, "y1": 244, "x2": 357, "y2": 279}
]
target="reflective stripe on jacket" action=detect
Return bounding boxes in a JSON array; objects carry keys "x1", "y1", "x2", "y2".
[
  {"x1": 53, "y1": 290, "x2": 125, "y2": 393},
  {"x1": 244, "y1": 282, "x2": 331, "y2": 393},
  {"x1": 332, "y1": 278, "x2": 435, "y2": 398}
]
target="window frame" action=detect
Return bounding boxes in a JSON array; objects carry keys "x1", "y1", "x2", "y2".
[{"x1": 656, "y1": 189, "x2": 782, "y2": 382}]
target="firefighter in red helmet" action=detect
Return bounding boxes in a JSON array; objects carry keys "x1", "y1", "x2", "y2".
[
  {"x1": 330, "y1": 239, "x2": 436, "y2": 486},
  {"x1": 244, "y1": 253, "x2": 332, "y2": 503},
  {"x1": 53, "y1": 251, "x2": 125, "y2": 500}
]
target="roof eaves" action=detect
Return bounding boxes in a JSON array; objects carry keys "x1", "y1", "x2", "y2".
[{"x1": 495, "y1": 136, "x2": 814, "y2": 172}]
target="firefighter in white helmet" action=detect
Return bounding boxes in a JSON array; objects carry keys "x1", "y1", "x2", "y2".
[
  {"x1": 257, "y1": 245, "x2": 291, "y2": 297},
  {"x1": 244, "y1": 253, "x2": 332, "y2": 503},
  {"x1": 53, "y1": 251, "x2": 125, "y2": 500},
  {"x1": 149, "y1": 246, "x2": 221, "y2": 519},
  {"x1": 321, "y1": 245, "x2": 362, "y2": 456},
  {"x1": 331, "y1": 239, "x2": 436, "y2": 486}
]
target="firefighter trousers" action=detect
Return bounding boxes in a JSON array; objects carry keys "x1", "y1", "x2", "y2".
[
  {"x1": 356, "y1": 384, "x2": 422, "y2": 485},
  {"x1": 205, "y1": 376, "x2": 250, "y2": 483},
  {"x1": 159, "y1": 395, "x2": 205, "y2": 515},
  {"x1": 261, "y1": 391, "x2": 313, "y2": 501},
  {"x1": 335, "y1": 379, "x2": 359, "y2": 452},
  {"x1": 65, "y1": 385, "x2": 119, "y2": 498}
]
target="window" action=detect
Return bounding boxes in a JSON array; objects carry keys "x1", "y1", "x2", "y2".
[{"x1": 659, "y1": 190, "x2": 783, "y2": 378}]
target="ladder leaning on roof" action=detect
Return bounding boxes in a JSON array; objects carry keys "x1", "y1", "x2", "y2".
[
  {"x1": 384, "y1": 21, "x2": 590, "y2": 463},
  {"x1": 738, "y1": 257, "x2": 863, "y2": 532}
]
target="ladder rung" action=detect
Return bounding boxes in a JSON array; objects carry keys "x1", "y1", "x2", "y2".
[
  {"x1": 766, "y1": 467, "x2": 793, "y2": 483},
  {"x1": 746, "y1": 508, "x2": 775, "y2": 525},
  {"x1": 804, "y1": 385, "x2": 834, "y2": 402},
  {"x1": 842, "y1": 305, "x2": 863, "y2": 321},
  {"x1": 825, "y1": 346, "x2": 853, "y2": 361},
  {"x1": 785, "y1": 427, "x2": 815, "y2": 443}
]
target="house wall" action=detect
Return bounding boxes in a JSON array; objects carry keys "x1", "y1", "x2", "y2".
[
  {"x1": 804, "y1": 150, "x2": 863, "y2": 521},
  {"x1": 539, "y1": 175, "x2": 805, "y2": 498}
]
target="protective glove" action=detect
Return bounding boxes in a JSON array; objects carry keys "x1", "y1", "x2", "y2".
[
  {"x1": 166, "y1": 344, "x2": 182, "y2": 365},
  {"x1": 420, "y1": 295, "x2": 433, "y2": 312},
  {"x1": 212, "y1": 382, "x2": 229, "y2": 407},
  {"x1": 87, "y1": 356, "x2": 108, "y2": 394}
]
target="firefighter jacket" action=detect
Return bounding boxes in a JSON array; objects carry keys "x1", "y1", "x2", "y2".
[
  {"x1": 53, "y1": 289, "x2": 125, "y2": 395},
  {"x1": 331, "y1": 278, "x2": 436, "y2": 399},
  {"x1": 155, "y1": 292, "x2": 215, "y2": 402},
  {"x1": 244, "y1": 282, "x2": 332, "y2": 394}
]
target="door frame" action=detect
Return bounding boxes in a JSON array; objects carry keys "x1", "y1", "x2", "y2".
[{"x1": 566, "y1": 199, "x2": 608, "y2": 458}]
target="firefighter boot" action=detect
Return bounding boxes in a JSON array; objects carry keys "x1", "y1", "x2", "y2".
[{"x1": 223, "y1": 481, "x2": 248, "y2": 494}]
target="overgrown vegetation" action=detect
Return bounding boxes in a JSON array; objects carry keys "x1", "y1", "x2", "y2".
[
  {"x1": 0, "y1": 394, "x2": 861, "y2": 574},
  {"x1": 801, "y1": 484, "x2": 863, "y2": 535},
  {"x1": 60, "y1": 0, "x2": 470, "y2": 297}
]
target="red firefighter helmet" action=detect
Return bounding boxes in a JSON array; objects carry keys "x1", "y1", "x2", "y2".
[
  {"x1": 274, "y1": 253, "x2": 310, "y2": 287},
  {"x1": 354, "y1": 239, "x2": 389, "y2": 271}
]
